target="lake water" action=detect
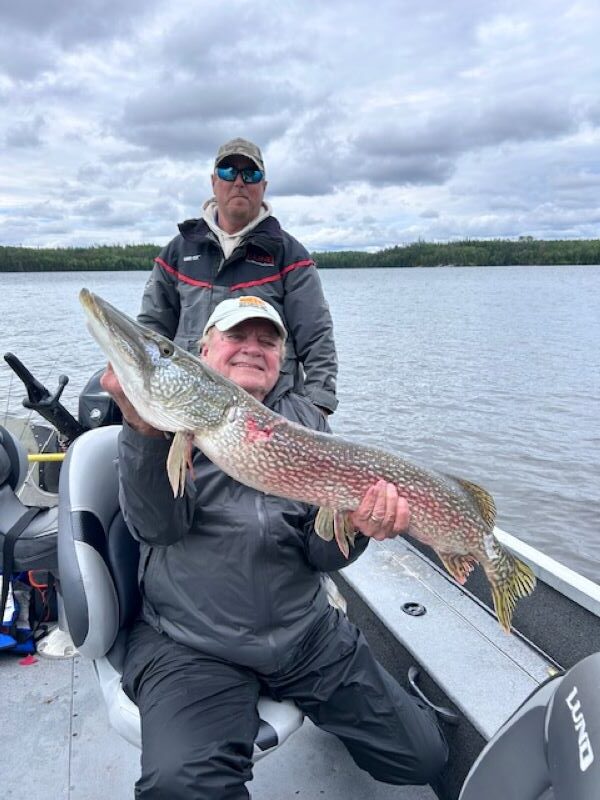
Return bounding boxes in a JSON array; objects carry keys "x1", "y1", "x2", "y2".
[{"x1": 1, "y1": 266, "x2": 599, "y2": 582}]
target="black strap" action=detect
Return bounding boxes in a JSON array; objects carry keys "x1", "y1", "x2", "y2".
[
  {"x1": 32, "y1": 571, "x2": 57, "y2": 641},
  {"x1": 1, "y1": 507, "x2": 42, "y2": 626}
]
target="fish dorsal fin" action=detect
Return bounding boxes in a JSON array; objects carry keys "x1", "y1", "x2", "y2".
[{"x1": 454, "y1": 477, "x2": 497, "y2": 528}]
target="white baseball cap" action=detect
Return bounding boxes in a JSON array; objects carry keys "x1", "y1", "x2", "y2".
[{"x1": 203, "y1": 296, "x2": 287, "y2": 339}]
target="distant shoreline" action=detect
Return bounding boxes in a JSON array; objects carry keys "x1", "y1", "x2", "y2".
[{"x1": 1, "y1": 238, "x2": 599, "y2": 272}]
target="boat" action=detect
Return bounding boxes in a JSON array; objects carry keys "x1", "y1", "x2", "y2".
[{"x1": 1, "y1": 354, "x2": 599, "y2": 799}]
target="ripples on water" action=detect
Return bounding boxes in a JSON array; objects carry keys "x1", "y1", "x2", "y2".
[{"x1": 1, "y1": 266, "x2": 599, "y2": 582}]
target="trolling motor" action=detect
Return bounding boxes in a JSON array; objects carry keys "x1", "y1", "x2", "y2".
[
  {"x1": 3, "y1": 354, "x2": 122, "y2": 493},
  {"x1": 459, "y1": 651, "x2": 600, "y2": 799},
  {"x1": 4, "y1": 353, "x2": 86, "y2": 446}
]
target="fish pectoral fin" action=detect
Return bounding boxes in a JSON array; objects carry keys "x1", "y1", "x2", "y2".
[
  {"x1": 438, "y1": 552, "x2": 478, "y2": 585},
  {"x1": 166, "y1": 430, "x2": 195, "y2": 498},
  {"x1": 452, "y1": 477, "x2": 497, "y2": 528},
  {"x1": 315, "y1": 508, "x2": 355, "y2": 560}
]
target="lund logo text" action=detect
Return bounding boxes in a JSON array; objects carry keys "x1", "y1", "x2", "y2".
[{"x1": 565, "y1": 686, "x2": 595, "y2": 772}]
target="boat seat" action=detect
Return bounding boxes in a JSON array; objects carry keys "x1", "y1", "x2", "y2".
[
  {"x1": 57, "y1": 425, "x2": 303, "y2": 758},
  {"x1": 0, "y1": 425, "x2": 59, "y2": 572}
]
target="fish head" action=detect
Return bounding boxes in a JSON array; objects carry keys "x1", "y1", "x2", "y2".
[{"x1": 80, "y1": 289, "x2": 235, "y2": 432}]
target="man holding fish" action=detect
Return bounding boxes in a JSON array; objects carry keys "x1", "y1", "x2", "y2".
[{"x1": 100, "y1": 295, "x2": 448, "y2": 799}]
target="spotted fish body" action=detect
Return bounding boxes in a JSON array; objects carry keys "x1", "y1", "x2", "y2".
[{"x1": 80, "y1": 289, "x2": 536, "y2": 633}]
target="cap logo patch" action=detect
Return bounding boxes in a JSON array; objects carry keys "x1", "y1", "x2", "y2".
[{"x1": 239, "y1": 296, "x2": 267, "y2": 308}]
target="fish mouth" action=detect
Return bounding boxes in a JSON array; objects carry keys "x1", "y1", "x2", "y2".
[
  {"x1": 79, "y1": 288, "x2": 156, "y2": 375},
  {"x1": 80, "y1": 289, "x2": 138, "y2": 337},
  {"x1": 80, "y1": 289, "x2": 242, "y2": 431},
  {"x1": 80, "y1": 288, "x2": 182, "y2": 430}
]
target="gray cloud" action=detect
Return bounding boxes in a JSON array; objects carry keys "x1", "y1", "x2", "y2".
[
  {"x1": 117, "y1": 79, "x2": 297, "y2": 159},
  {"x1": 1, "y1": 0, "x2": 599, "y2": 248},
  {"x1": 0, "y1": 0, "x2": 160, "y2": 81},
  {"x1": 1, "y1": 0, "x2": 158, "y2": 45},
  {"x1": 0, "y1": 37, "x2": 57, "y2": 81},
  {"x1": 4, "y1": 115, "x2": 46, "y2": 148}
]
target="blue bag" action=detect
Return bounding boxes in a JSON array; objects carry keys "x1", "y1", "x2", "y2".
[
  {"x1": 0, "y1": 572, "x2": 35, "y2": 654},
  {"x1": 0, "y1": 506, "x2": 42, "y2": 655}
]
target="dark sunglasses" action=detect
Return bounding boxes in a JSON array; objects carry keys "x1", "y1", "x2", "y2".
[{"x1": 215, "y1": 165, "x2": 265, "y2": 184}]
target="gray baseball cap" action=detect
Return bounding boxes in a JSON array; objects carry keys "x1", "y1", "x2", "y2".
[{"x1": 214, "y1": 138, "x2": 265, "y2": 173}]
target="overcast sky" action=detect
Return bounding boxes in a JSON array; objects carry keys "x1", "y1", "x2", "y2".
[{"x1": 1, "y1": 0, "x2": 599, "y2": 251}]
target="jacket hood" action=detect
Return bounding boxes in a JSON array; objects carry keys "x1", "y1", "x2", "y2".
[{"x1": 177, "y1": 213, "x2": 283, "y2": 244}]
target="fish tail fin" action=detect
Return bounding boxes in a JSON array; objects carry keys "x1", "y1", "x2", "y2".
[
  {"x1": 315, "y1": 508, "x2": 355, "y2": 559},
  {"x1": 487, "y1": 553, "x2": 536, "y2": 634}
]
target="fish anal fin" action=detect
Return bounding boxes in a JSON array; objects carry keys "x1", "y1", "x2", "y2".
[
  {"x1": 454, "y1": 477, "x2": 497, "y2": 528},
  {"x1": 166, "y1": 430, "x2": 195, "y2": 497},
  {"x1": 438, "y1": 552, "x2": 478, "y2": 585}
]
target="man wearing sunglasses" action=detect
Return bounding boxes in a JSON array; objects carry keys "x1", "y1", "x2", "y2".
[{"x1": 137, "y1": 137, "x2": 338, "y2": 417}]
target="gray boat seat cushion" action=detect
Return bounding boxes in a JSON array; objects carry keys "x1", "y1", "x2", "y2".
[
  {"x1": 57, "y1": 425, "x2": 304, "y2": 759},
  {"x1": 59, "y1": 425, "x2": 138, "y2": 660}
]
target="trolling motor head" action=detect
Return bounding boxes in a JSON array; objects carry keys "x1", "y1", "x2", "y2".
[
  {"x1": 459, "y1": 651, "x2": 600, "y2": 800},
  {"x1": 0, "y1": 425, "x2": 28, "y2": 492},
  {"x1": 545, "y1": 652, "x2": 600, "y2": 798}
]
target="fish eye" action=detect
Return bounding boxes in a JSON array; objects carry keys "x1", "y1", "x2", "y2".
[{"x1": 159, "y1": 341, "x2": 174, "y2": 357}]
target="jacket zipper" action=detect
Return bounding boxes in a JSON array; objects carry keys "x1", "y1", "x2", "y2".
[{"x1": 254, "y1": 493, "x2": 278, "y2": 661}]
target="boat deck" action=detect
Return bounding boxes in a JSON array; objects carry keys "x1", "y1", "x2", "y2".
[{"x1": 4, "y1": 648, "x2": 435, "y2": 800}]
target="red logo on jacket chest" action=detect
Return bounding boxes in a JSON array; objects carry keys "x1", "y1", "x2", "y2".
[{"x1": 246, "y1": 247, "x2": 275, "y2": 266}]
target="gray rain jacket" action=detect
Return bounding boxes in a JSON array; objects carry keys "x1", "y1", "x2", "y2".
[
  {"x1": 118, "y1": 382, "x2": 367, "y2": 675},
  {"x1": 139, "y1": 215, "x2": 339, "y2": 413}
]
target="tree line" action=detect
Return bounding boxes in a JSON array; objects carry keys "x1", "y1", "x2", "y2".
[{"x1": 1, "y1": 238, "x2": 599, "y2": 272}]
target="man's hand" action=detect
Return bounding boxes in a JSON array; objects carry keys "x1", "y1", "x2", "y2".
[
  {"x1": 100, "y1": 363, "x2": 163, "y2": 437},
  {"x1": 350, "y1": 479, "x2": 410, "y2": 541}
]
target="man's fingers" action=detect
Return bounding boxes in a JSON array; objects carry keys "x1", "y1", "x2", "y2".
[
  {"x1": 370, "y1": 482, "x2": 397, "y2": 523},
  {"x1": 100, "y1": 362, "x2": 122, "y2": 397},
  {"x1": 354, "y1": 480, "x2": 410, "y2": 540},
  {"x1": 364, "y1": 479, "x2": 387, "y2": 521},
  {"x1": 348, "y1": 480, "x2": 410, "y2": 541},
  {"x1": 98, "y1": 362, "x2": 157, "y2": 434},
  {"x1": 356, "y1": 484, "x2": 377, "y2": 518},
  {"x1": 393, "y1": 496, "x2": 410, "y2": 533}
]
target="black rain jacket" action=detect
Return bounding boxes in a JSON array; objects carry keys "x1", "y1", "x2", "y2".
[
  {"x1": 139, "y1": 216, "x2": 338, "y2": 413},
  {"x1": 118, "y1": 382, "x2": 367, "y2": 674}
]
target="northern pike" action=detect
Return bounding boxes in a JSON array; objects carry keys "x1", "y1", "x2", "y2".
[{"x1": 80, "y1": 289, "x2": 536, "y2": 633}]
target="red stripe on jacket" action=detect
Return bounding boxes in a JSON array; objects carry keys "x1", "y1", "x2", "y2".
[
  {"x1": 229, "y1": 259, "x2": 315, "y2": 291},
  {"x1": 154, "y1": 257, "x2": 213, "y2": 288}
]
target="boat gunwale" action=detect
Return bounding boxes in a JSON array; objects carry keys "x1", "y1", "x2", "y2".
[{"x1": 495, "y1": 526, "x2": 600, "y2": 618}]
